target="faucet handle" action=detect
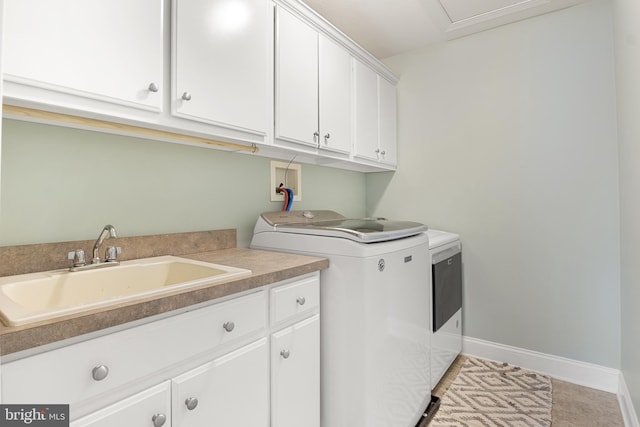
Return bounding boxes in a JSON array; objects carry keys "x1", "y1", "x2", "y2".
[
  {"x1": 104, "y1": 246, "x2": 122, "y2": 262},
  {"x1": 68, "y1": 249, "x2": 86, "y2": 267}
]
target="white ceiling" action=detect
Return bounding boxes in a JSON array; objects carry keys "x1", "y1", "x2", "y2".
[{"x1": 301, "y1": 0, "x2": 586, "y2": 59}]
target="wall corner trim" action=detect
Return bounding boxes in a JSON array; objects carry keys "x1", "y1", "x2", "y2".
[
  {"x1": 462, "y1": 336, "x2": 620, "y2": 393},
  {"x1": 618, "y1": 373, "x2": 640, "y2": 427}
]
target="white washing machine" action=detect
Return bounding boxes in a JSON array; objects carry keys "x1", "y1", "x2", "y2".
[
  {"x1": 427, "y1": 229, "x2": 462, "y2": 389},
  {"x1": 251, "y1": 211, "x2": 433, "y2": 427}
]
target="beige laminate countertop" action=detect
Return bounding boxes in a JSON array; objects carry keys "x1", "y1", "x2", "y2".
[{"x1": 0, "y1": 247, "x2": 328, "y2": 357}]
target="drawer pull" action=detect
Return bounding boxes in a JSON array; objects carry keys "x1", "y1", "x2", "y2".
[
  {"x1": 91, "y1": 365, "x2": 109, "y2": 381},
  {"x1": 185, "y1": 397, "x2": 199, "y2": 410},
  {"x1": 152, "y1": 413, "x2": 167, "y2": 427},
  {"x1": 280, "y1": 349, "x2": 290, "y2": 359},
  {"x1": 223, "y1": 321, "x2": 235, "y2": 332},
  {"x1": 296, "y1": 297, "x2": 306, "y2": 306}
]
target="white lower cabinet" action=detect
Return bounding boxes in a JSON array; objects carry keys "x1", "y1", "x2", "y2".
[
  {"x1": 172, "y1": 339, "x2": 269, "y2": 427},
  {"x1": 71, "y1": 382, "x2": 172, "y2": 427},
  {"x1": 0, "y1": 273, "x2": 320, "y2": 427},
  {"x1": 271, "y1": 315, "x2": 320, "y2": 427}
]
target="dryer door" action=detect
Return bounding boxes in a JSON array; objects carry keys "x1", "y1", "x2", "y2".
[{"x1": 432, "y1": 252, "x2": 462, "y2": 332}]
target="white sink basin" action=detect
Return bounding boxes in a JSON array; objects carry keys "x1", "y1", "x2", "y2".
[{"x1": 0, "y1": 255, "x2": 251, "y2": 326}]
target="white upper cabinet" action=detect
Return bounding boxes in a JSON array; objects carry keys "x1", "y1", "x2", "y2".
[
  {"x1": 377, "y1": 76, "x2": 398, "y2": 165},
  {"x1": 275, "y1": 6, "x2": 351, "y2": 155},
  {"x1": 353, "y1": 59, "x2": 397, "y2": 167},
  {"x1": 172, "y1": 0, "x2": 271, "y2": 135},
  {"x1": 1, "y1": 0, "x2": 395, "y2": 171},
  {"x1": 3, "y1": 0, "x2": 163, "y2": 112},
  {"x1": 275, "y1": 6, "x2": 319, "y2": 148},
  {"x1": 318, "y1": 35, "x2": 352, "y2": 155},
  {"x1": 353, "y1": 60, "x2": 379, "y2": 161}
]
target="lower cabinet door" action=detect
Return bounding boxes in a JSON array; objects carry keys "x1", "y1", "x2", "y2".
[
  {"x1": 271, "y1": 315, "x2": 320, "y2": 427},
  {"x1": 172, "y1": 338, "x2": 269, "y2": 427},
  {"x1": 70, "y1": 381, "x2": 171, "y2": 427}
]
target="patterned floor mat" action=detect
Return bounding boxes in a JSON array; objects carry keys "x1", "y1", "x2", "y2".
[{"x1": 430, "y1": 357, "x2": 552, "y2": 427}]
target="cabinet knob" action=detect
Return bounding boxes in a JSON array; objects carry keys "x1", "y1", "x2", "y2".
[
  {"x1": 91, "y1": 365, "x2": 109, "y2": 381},
  {"x1": 223, "y1": 321, "x2": 235, "y2": 332},
  {"x1": 296, "y1": 297, "x2": 306, "y2": 306},
  {"x1": 280, "y1": 349, "x2": 290, "y2": 359},
  {"x1": 324, "y1": 133, "x2": 331, "y2": 144},
  {"x1": 152, "y1": 413, "x2": 167, "y2": 427},
  {"x1": 181, "y1": 92, "x2": 192, "y2": 101},
  {"x1": 375, "y1": 149, "x2": 380, "y2": 154},
  {"x1": 380, "y1": 150, "x2": 386, "y2": 156},
  {"x1": 148, "y1": 82, "x2": 159, "y2": 93},
  {"x1": 185, "y1": 397, "x2": 199, "y2": 410},
  {"x1": 313, "y1": 131, "x2": 319, "y2": 141}
]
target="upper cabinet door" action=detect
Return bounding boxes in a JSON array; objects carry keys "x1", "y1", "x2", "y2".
[
  {"x1": 3, "y1": 0, "x2": 163, "y2": 111},
  {"x1": 275, "y1": 6, "x2": 319, "y2": 148},
  {"x1": 353, "y1": 60, "x2": 379, "y2": 161},
  {"x1": 353, "y1": 58, "x2": 398, "y2": 167},
  {"x1": 378, "y1": 77, "x2": 397, "y2": 165},
  {"x1": 318, "y1": 35, "x2": 351, "y2": 155},
  {"x1": 173, "y1": 0, "x2": 271, "y2": 135}
]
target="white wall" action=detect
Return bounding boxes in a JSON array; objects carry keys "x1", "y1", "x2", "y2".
[
  {"x1": 612, "y1": 0, "x2": 640, "y2": 415},
  {"x1": 0, "y1": 119, "x2": 367, "y2": 247},
  {"x1": 368, "y1": 0, "x2": 621, "y2": 367}
]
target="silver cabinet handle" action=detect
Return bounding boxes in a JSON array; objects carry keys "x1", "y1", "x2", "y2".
[
  {"x1": 380, "y1": 150, "x2": 386, "y2": 156},
  {"x1": 313, "y1": 131, "x2": 320, "y2": 141},
  {"x1": 223, "y1": 321, "x2": 235, "y2": 332},
  {"x1": 92, "y1": 365, "x2": 109, "y2": 381},
  {"x1": 152, "y1": 413, "x2": 167, "y2": 427},
  {"x1": 324, "y1": 133, "x2": 330, "y2": 144},
  {"x1": 185, "y1": 397, "x2": 199, "y2": 410},
  {"x1": 148, "y1": 82, "x2": 159, "y2": 92},
  {"x1": 296, "y1": 297, "x2": 306, "y2": 306},
  {"x1": 181, "y1": 92, "x2": 192, "y2": 101},
  {"x1": 375, "y1": 149, "x2": 381, "y2": 154},
  {"x1": 280, "y1": 349, "x2": 290, "y2": 359}
]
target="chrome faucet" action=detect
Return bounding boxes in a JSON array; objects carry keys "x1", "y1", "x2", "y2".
[
  {"x1": 92, "y1": 224, "x2": 118, "y2": 264},
  {"x1": 68, "y1": 224, "x2": 121, "y2": 271}
]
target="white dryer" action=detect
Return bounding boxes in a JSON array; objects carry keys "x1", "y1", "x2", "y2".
[
  {"x1": 251, "y1": 211, "x2": 433, "y2": 427},
  {"x1": 427, "y1": 229, "x2": 462, "y2": 389}
]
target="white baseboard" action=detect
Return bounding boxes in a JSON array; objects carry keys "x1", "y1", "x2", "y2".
[
  {"x1": 462, "y1": 336, "x2": 620, "y2": 393},
  {"x1": 619, "y1": 373, "x2": 640, "y2": 427},
  {"x1": 461, "y1": 336, "x2": 640, "y2": 426}
]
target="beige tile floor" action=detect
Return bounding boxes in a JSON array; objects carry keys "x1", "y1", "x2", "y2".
[{"x1": 428, "y1": 355, "x2": 624, "y2": 426}]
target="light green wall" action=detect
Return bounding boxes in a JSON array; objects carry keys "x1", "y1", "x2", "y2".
[
  {"x1": 613, "y1": 0, "x2": 640, "y2": 416},
  {"x1": 369, "y1": 0, "x2": 621, "y2": 368},
  {"x1": 0, "y1": 119, "x2": 366, "y2": 247}
]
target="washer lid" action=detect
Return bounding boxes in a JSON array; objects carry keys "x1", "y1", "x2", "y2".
[{"x1": 260, "y1": 210, "x2": 427, "y2": 243}]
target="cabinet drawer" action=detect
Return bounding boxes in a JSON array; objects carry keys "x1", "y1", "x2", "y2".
[
  {"x1": 2, "y1": 290, "x2": 266, "y2": 406},
  {"x1": 71, "y1": 381, "x2": 171, "y2": 427},
  {"x1": 270, "y1": 275, "x2": 319, "y2": 325}
]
